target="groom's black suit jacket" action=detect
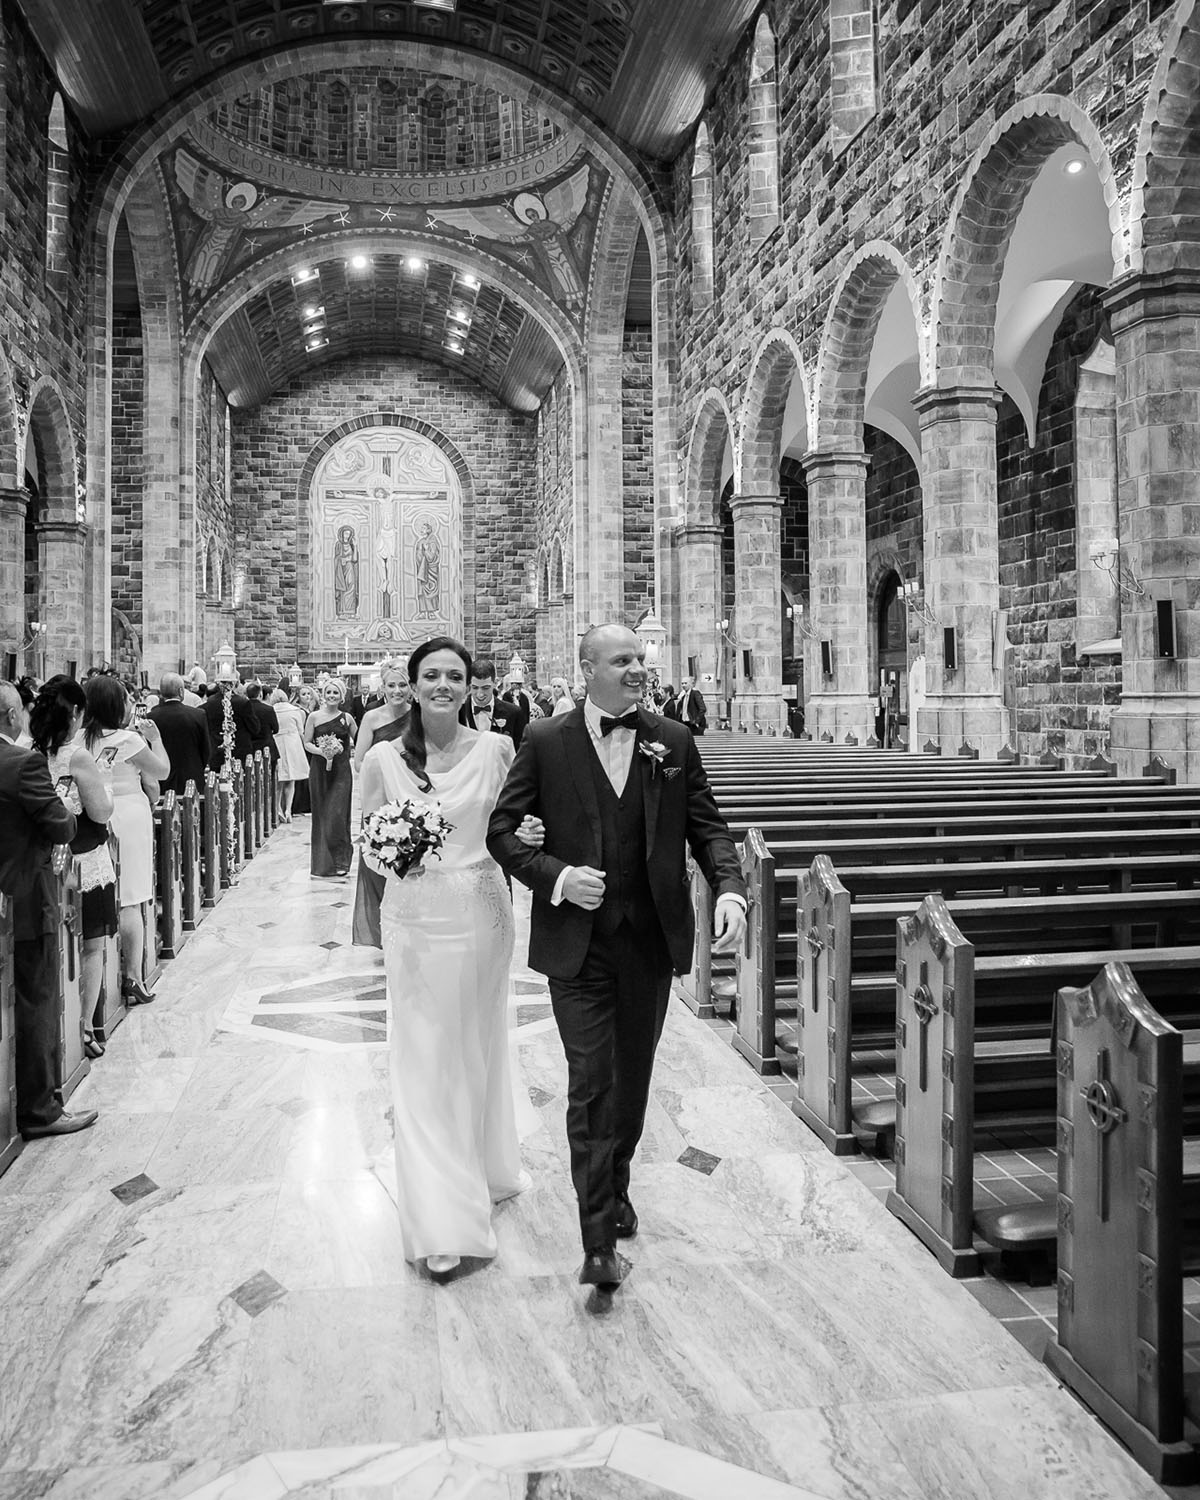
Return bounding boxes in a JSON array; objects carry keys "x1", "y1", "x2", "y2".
[{"x1": 487, "y1": 704, "x2": 744, "y2": 979}]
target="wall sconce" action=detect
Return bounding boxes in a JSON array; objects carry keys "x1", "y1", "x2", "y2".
[
  {"x1": 898, "y1": 577, "x2": 939, "y2": 627},
  {"x1": 1089, "y1": 534, "x2": 1146, "y2": 600}
]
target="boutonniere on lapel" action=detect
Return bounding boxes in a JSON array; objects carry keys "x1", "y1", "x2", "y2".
[{"x1": 638, "y1": 739, "x2": 671, "y2": 778}]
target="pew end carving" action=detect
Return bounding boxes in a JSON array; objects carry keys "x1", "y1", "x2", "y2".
[
  {"x1": 180, "y1": 780, "x2": 202, "y2": 931},
  {"x1": 733, "y1": 828, "x2": 780, "y2": 1075},
  {"x1": 793, "y1": 855, "x2": 856, "y2": 1153}
]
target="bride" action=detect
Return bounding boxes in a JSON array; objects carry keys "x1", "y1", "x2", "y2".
[{"x1": 360, "y1": 636, "x2": 539, "y2": 1277}]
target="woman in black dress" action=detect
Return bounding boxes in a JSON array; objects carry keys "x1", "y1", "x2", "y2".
[
  {"x1": 351, "y1": 663, "x2": 412, "y2": 946},
  {"x1": 303, "y1": 678, "x2": 356, "y2": 876}
]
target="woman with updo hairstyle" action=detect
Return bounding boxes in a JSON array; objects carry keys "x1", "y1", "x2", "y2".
[
  {"x1": 84, "y1": 673, "x2": 170, "y2": 1006},
  {"x1": 351, "y1": 661, "x2": 413, "y2": 947},
  {"x1": 301, "y1": 674, "x2": 356, "y2": 876},
  {"x1": 359, "y1": 636, "x2": 543, "y2": 1277},
  {"x1": 30, "y1": 676, "x2": 116, "y2": 1057}
]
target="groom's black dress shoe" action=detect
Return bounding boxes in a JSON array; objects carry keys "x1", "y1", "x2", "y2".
[
  {"x1": 579, "y1": 1246, "x2": 624, "y2": 1287},
  {"x1": 614, "y1": 1194, "x2": 638, "y2": 1239}
]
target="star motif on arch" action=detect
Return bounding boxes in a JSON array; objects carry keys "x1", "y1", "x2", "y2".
[
  {"x1": 462, "y1": 229, "x2": 478, "y2": 244},
  {"x1": 376, "y1": 207, "x2": 397, "y2": 223},
  {"x1": 513, "y1": 249, "x2": 532, "y2": 265},
  {"x1": 334, "y1": 211, "x2": 351, "y2": 227},
  {"x1": 246, "y1": 238, "x2": 260, "y2": 253},
  {"x1": 425, "y1": 213, "x2": 442, "y2": 229},
  {"x1": 300, "y1": 222, "x2": 314, "y2": 236}
]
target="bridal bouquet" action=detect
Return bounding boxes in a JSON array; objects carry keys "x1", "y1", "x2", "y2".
[
  {"x1": 362, "y1": 798, "x2": 454, "y2": 879},
  {"x1": 315, "y1": 733, "x2": 342, "y2": 769}
]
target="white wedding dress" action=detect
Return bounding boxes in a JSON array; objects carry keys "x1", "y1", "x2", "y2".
[{"x1": 360, "y1": 732, "x2": 525, "y2": 1264}]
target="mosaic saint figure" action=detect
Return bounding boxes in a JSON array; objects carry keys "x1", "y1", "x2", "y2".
[
  {"x1": 414, "y1": 521, "x2": 441, "y2": 620},
  {"x1": 333, "y1": 526, "x2": 360, "y2": 618}
]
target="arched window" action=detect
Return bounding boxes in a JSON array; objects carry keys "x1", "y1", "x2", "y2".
[
  {"x1": 690, "y1": 122, "x2": 715, "y2": 310},
  {"x1": 748, "y1": 15, "x2": 781, "y2": 244},
  {"x1": 45, "y1": 95, "x2": 69, "y2": 296},
  {"x1": 207, "y1": 538, "x2": 220, "y2": 602},
  {"x1": 829, "y1": 0, "x2": 877, "y2": 154}
]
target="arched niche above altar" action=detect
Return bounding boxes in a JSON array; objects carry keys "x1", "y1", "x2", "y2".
[{"x1": 309, "y1": 424, "x2": 462, "y2": 651}]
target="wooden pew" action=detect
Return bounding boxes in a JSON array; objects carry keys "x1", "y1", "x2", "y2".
[
  {"x1": 733, "y1": 829, "x2": 777, "y2": 1072},
  {"x1": 93, "y1": 833, "x2": 125, "y2": 1044},
  {"x1": 253, "y1": 750, "x2": 266, "y2": 849},
  {"x1": 793, "y1": 854, "x2": 1200, "y2": 1151},
  {"x1": 202, "y1": 770, "x2": 222, "y2": 907},
  {"x1": 0, "y1": 894, "x2": 23, "y2": 1179},
  {"x1": 180, "y1": 779, "x2": 202, "y2": 933},
  {"x1": 263, "y1": 752, "x2": 277, "y2": 835},
  {"x1": 1044, "y1": 962, "x2": 1200, "y2": 1485},
  {"x1": 886, "y1": 896, "x2": 1200, "y2": 1277},
  {"x1": 155, "y1": 791, "x2": 185, "y2": 959},
  {"x1": 241, "y1": 756, "x2": 256, "y2": 858},
  {"x1": 55, "y1": 857, "x2": 89, "y2": 1102}
]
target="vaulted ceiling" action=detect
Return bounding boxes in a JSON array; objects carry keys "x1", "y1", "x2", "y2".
[{"x1": 24, "y1": 0, "x2": 756, "y2": 408}]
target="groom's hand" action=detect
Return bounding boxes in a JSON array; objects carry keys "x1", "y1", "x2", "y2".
[
  {"x1": 712, "y1": 897, "x2": 747, "y2": 954},
  {"x1": 562, "y1": 866, "x2": 606, "y2": 910}
]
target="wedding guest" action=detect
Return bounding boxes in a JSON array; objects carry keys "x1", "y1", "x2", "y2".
[
  {"x1": 0, "y1": 681, "x2": 96, "y2": 1138},
  {"x1": 84, "y1": 675, "x2": 169, "y2": 1005},
  {"x1": 303, "y1": 677, "x2": 356, "y2": 877},
  {"x1": 203, "y1": 678, "x2": 256, "y2": 772},
  {"x1": 149, "y1": 672, "x2": 211, "y2": 796},
  {"x1": 31, "y1": 676, "x2": 116, "y2": 1059},
  {"x1": 549, "y1": 677, "x2": 574, "y2": 717},
  {"x1": 245, "y1": 681, "x2": 279, "y2": 767},
  {"x1": 273, "y1": 687, "x2": 310, "y2": 822},
  {"x1": 459, "y1": 659, "x2": 523, "y2": 746},
  {"x1": 352, "y1": 664, "x2": 412, "y2": 946}
]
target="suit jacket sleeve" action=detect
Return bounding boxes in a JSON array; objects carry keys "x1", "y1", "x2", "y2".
[
  {"x1": 197, "y1": 710, "x2": 213, "y2": 771},
  {"x1": 22, "y1": 750, "x2": 77, "y2": 847},
  {"x1": 485, "y1": 729, "x2": 568, "y2": 899},
  {"x1": 681, "y1": 731, "x2": 743, "y2": 899}
]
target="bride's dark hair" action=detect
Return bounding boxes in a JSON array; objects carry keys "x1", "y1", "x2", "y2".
[{"x1": 400, "y1": 635, "x2": 473, "y2": 778}]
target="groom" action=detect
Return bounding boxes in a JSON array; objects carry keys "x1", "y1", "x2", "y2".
[{"x1": 488, "y1": 624, "x2": 746, "y2": 1289}]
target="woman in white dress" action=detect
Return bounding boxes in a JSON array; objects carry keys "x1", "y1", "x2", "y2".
[
  {"x1": 360, "y1": 637, "x2": 538, "y2": 1277},
  {"x1": 272, "y1": 687, "x2": 310, "y2": 822}
]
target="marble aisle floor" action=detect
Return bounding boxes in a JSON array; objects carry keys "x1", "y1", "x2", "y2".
[{"x1": 0, "y1": 818, "x2": 1185, "y2": 1500}]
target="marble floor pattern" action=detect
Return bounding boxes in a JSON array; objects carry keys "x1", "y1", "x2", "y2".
[{"x1": 0, "y1": 819, "x2": 1186, "y2": 1499}]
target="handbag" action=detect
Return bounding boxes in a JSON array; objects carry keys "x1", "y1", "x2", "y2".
[{"x1": 70, "y1": 809, "x2": 109, "y2": 855}]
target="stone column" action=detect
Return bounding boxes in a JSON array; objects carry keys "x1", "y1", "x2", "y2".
[
  {"x1": 912, "y1": 387, "x2": 1005, "y2": 757},
  {"x1": 676, "y1": 523, "x2": 723, "y2": 701},
  {"x1": 0, "y1": 487, "x2": 29, "y2": 667},
  {"x1": 728, "y1": 493, "x2": 785, "y2": 731},
  {"x1": 581, "y1": 343, "x2": 625, "y2": 626},
  {"x1": 534, "y1": 604, "x2": 552, "y2": 686},
  {"x1": 36, "y1": 520, "x2": 89, "y2": 673},
  {"x1": 1105, "y1": 270, "x2": 1200, "y2": 781},
  {"x1": 800, "y1": 451, "x2": 872, "y2": 743},
  {"x1": 559, "y1": 593, "x2": 575, "y2": 681}
]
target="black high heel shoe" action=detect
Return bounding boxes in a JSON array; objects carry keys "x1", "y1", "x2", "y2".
[{"x1": 121, "y1": 977, "x2": 157, "y2": 1006}]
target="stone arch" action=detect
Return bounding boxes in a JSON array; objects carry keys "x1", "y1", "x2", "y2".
[
  {"x1": 685, "y1": 389, "x2": 737, "y2": 526},
  {"x1": 24, "y1": 375, "x2": 78, "y2": 523},
  {"x1": 206, "y1": 536, "x2": 219, "y2": 601},
  {"x1": 550, "y1": 536, "x2": 565, "y2": 598},
  {"x1": 747, "y1": 12, "x2": 781, "y2": 245},
  {"x1": 690, "y1": 121, "x2": 715, "y2": 308},
  {"x1": 931, "y1": 96, "x2": 1123, "y2": 388},
  {"x1": 1129, "y1": 0, "x2": 1200, "y2": 273},
  {"x1": 739, "y1": 327, "x2": 812, "y2": 495},
  {"x1": 221, "y1": 547, "x2": 233, "y2": 606},
  {"x1": 814, "y1": 242, "x2": 924, "y2": 451}
]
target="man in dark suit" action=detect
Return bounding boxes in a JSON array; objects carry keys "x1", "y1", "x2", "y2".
[
  {"x1": 0, "y1": 682, "x2": 98, "y2": 1139},
  {"x1": 204, "y1": 680, "x2": 256, "y2": 772},
  {"x1": 349, "y1": 679, "x2": 383, "y2": 726},
  {"x1": 502, "y1": 677, "x2": 535, "y2": 741},
  {"x1": 149, "y1": 672, "x2": 212, "y2": 796},
  {"x1": 664, "y1": 676, "x2": 707, "y2": 734},
  {"x1": 244, "y1": 681, "x2": 279, "y2": 766},
  {"x1": 460, "y1": 658, "x2": 523, "y2": 746},
  {"x1": 488, "y1": 625, "x2": 746, "y2": 1290}
]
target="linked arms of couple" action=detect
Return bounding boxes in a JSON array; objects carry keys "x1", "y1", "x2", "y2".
[{"x1": 554, "y1": 865, "x2": 746, "y2": 953}]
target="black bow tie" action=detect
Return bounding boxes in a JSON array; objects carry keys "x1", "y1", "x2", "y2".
[{"x1": 599, "y1": 712, "x2": 638, "y2": 737}]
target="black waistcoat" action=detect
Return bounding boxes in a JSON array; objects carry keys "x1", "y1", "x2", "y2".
[{"x1": 585, "y1": 741, "x2": 656, "y2": 937}]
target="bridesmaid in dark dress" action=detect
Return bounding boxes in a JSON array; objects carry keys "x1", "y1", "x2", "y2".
[
  {"x1": 351, "y1": 663, "x2": 412, "y2": 946},
  {"x1": 303, "y1": 679, "x2": 357, "y2": 876}
]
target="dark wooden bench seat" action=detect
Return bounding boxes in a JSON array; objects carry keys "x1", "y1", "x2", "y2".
[
  {"x1": 884, "y1": 898, "x2": 1200, "y2": 1279},
  {"x1": 716, "y1": 786, "x2": 1200, "y2": 816},
  {"x1": 1043, "y1": 963, "x2": 1200, "y2": 1485}
]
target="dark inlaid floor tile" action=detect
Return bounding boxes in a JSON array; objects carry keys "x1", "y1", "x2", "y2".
[
  {"x1": 677, "y1": 1146, "x2": 721, "y2": 1175},
  {"x1": 110, "y1": 1173, "x2": 159, "y2": 1205},
  {"x1": 229, "y1": 1269, "x2": 286, "y2": 1318}
]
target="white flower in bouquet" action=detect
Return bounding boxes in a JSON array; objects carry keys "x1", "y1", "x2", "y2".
[{"x1": 363, "y1": 797, "x2": 454, "y2": 879}]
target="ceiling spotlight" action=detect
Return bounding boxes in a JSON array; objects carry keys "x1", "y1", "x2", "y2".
[
  {"x1": 291, "y1": 267, "x2": 319, "y2": 286},
  {"x1": 460, "y1": 273, "x2": 479, "y2": 290},
  {"x1": 407, "y1": 257, "x2": 425, "y2": 273},
  {"x1": 349, "y1": 254, "x2": 371, "y2": 270},
  {"x1": 303, "y1": 304, "x2": 324, "y2": 318},
  {"x1": 446, "y1": 343, "x2": 463, "y2": 355},
  {"x1": 449, "y1": 306, "x2": 471, "y2": 324},
  {"x1": 1062, "y1": 156, "x2": 1087, "y2": 176},
  {"x1": 306, "y1": 336, "x2": 329, "y2": 352}
]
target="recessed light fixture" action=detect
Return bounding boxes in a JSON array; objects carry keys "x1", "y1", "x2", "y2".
[
  {"x1": 460, "y1": 273, "x2": 479, "y2": 290},
  {"x1": 303, "y1": 304, "x2": 324, "y2": 318},
  {"x1": 306, "y1": 336, "x2": 329, "y2": 352},
  {"x1": 349, "y1": 254, "x2": 371, "y2": 270},
  {"x1": 446, "y1": 343, "x2": 463, "y2": 355},
  {"x1": 407, "y1": 257, "x2": 425, "y2": 273},
  {"x1": 1062, "y1": 156, "x2": 1087, "y2": 176},
  {"x1": 449, "y1": 306, "x2": 471, "y2": 324},
  {"x1": 291, "y1": 267, "x2": 319, "y2": 286}
]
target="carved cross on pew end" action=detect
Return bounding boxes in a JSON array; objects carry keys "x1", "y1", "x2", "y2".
[
  {"x1": 911, "y1": 960, "x2": 939, "y2": 1093},
  {"x1": 1079, "y1": 1047, "x2": 1128, "y2": 1223}
]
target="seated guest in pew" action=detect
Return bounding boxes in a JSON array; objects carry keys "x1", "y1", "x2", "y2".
[
  {"x1": 0, "y1": 681, "x2": 97, "y2": 1138},
  {"x1": 149, "y1": 673, "x2": 212, "y2": 798},
  {"x1": 84, "y1": 676, "x2": 170, "y2": 1006},
  {"x1": 31, "y1": 677, "x2": 117, "y2": 1060}
]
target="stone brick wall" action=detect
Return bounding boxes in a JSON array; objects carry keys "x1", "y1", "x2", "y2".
[
  {"x1": 535, "y1": 360, "x2": 573, "y2": 581},
  {"x1": 229, "y1": 356, "x2": 538, "y2": 674},
  {"x1": 110, "y1": 311, "x2": 144, "y2": 633},
  {"x1": 672, "y1": 0, "x2": 1174, "y2": 417},
  {"x1": 196, "y1": 361, "x2": 237, "y2": 673},
  {"x1": 622, "y1": 326, "x2": 654, "y2": 624},
  {"x1": 997, "y1": 286, "x2": 1119, "y2": 763}
]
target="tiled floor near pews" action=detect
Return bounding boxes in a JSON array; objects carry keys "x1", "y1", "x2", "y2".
[{"x1": 0, "y1": 821, "x2": 1193, "y2": 1499}]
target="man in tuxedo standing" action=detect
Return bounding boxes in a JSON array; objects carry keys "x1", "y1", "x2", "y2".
[
  {"x1": 488, "y1": 625, "x2": 745, "y2": 1290},
  {"x1": 0, "y1": 682, "x2": 98, "y2": 1139},
  {"x1": 665, "y1": 675, "x2": 706, "y2": 734},
  {"x1": 149, "y1": 672, "x2": 212, "y2": 796},
  {"x1": 460, "y1": 658, "x2": 523, "y2": 746},
  {"x1": 203, "y1": 679, "x2": 256, "y2": 772}
]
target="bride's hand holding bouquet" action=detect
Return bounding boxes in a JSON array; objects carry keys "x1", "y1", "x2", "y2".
[{"x1": 363, "y1": 797, "x2": 454, "y2": 879}]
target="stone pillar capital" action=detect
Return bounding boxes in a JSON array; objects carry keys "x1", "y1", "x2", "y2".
[
  {"x1": 35, "y1": 520, "x2": 88, "y2": 543},
  {"x1": 727, "y1": 492, "x2": 783, "y2": 515},
  {"x1": 0, "y1": 485, "x2": 31, "y2": 515},
  {"x1": 676, "y1": 523, "x2": 724, "y2": 545},
  {"x1": 800, "y1": 449, "x2": 869, "y2": 480},
  {"x1": 1103, "y1": 267, "x2": 1200, "y2": 331},
  {"x1": 912, "y1": 385, "x2": 1001, "y2": 425}
]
